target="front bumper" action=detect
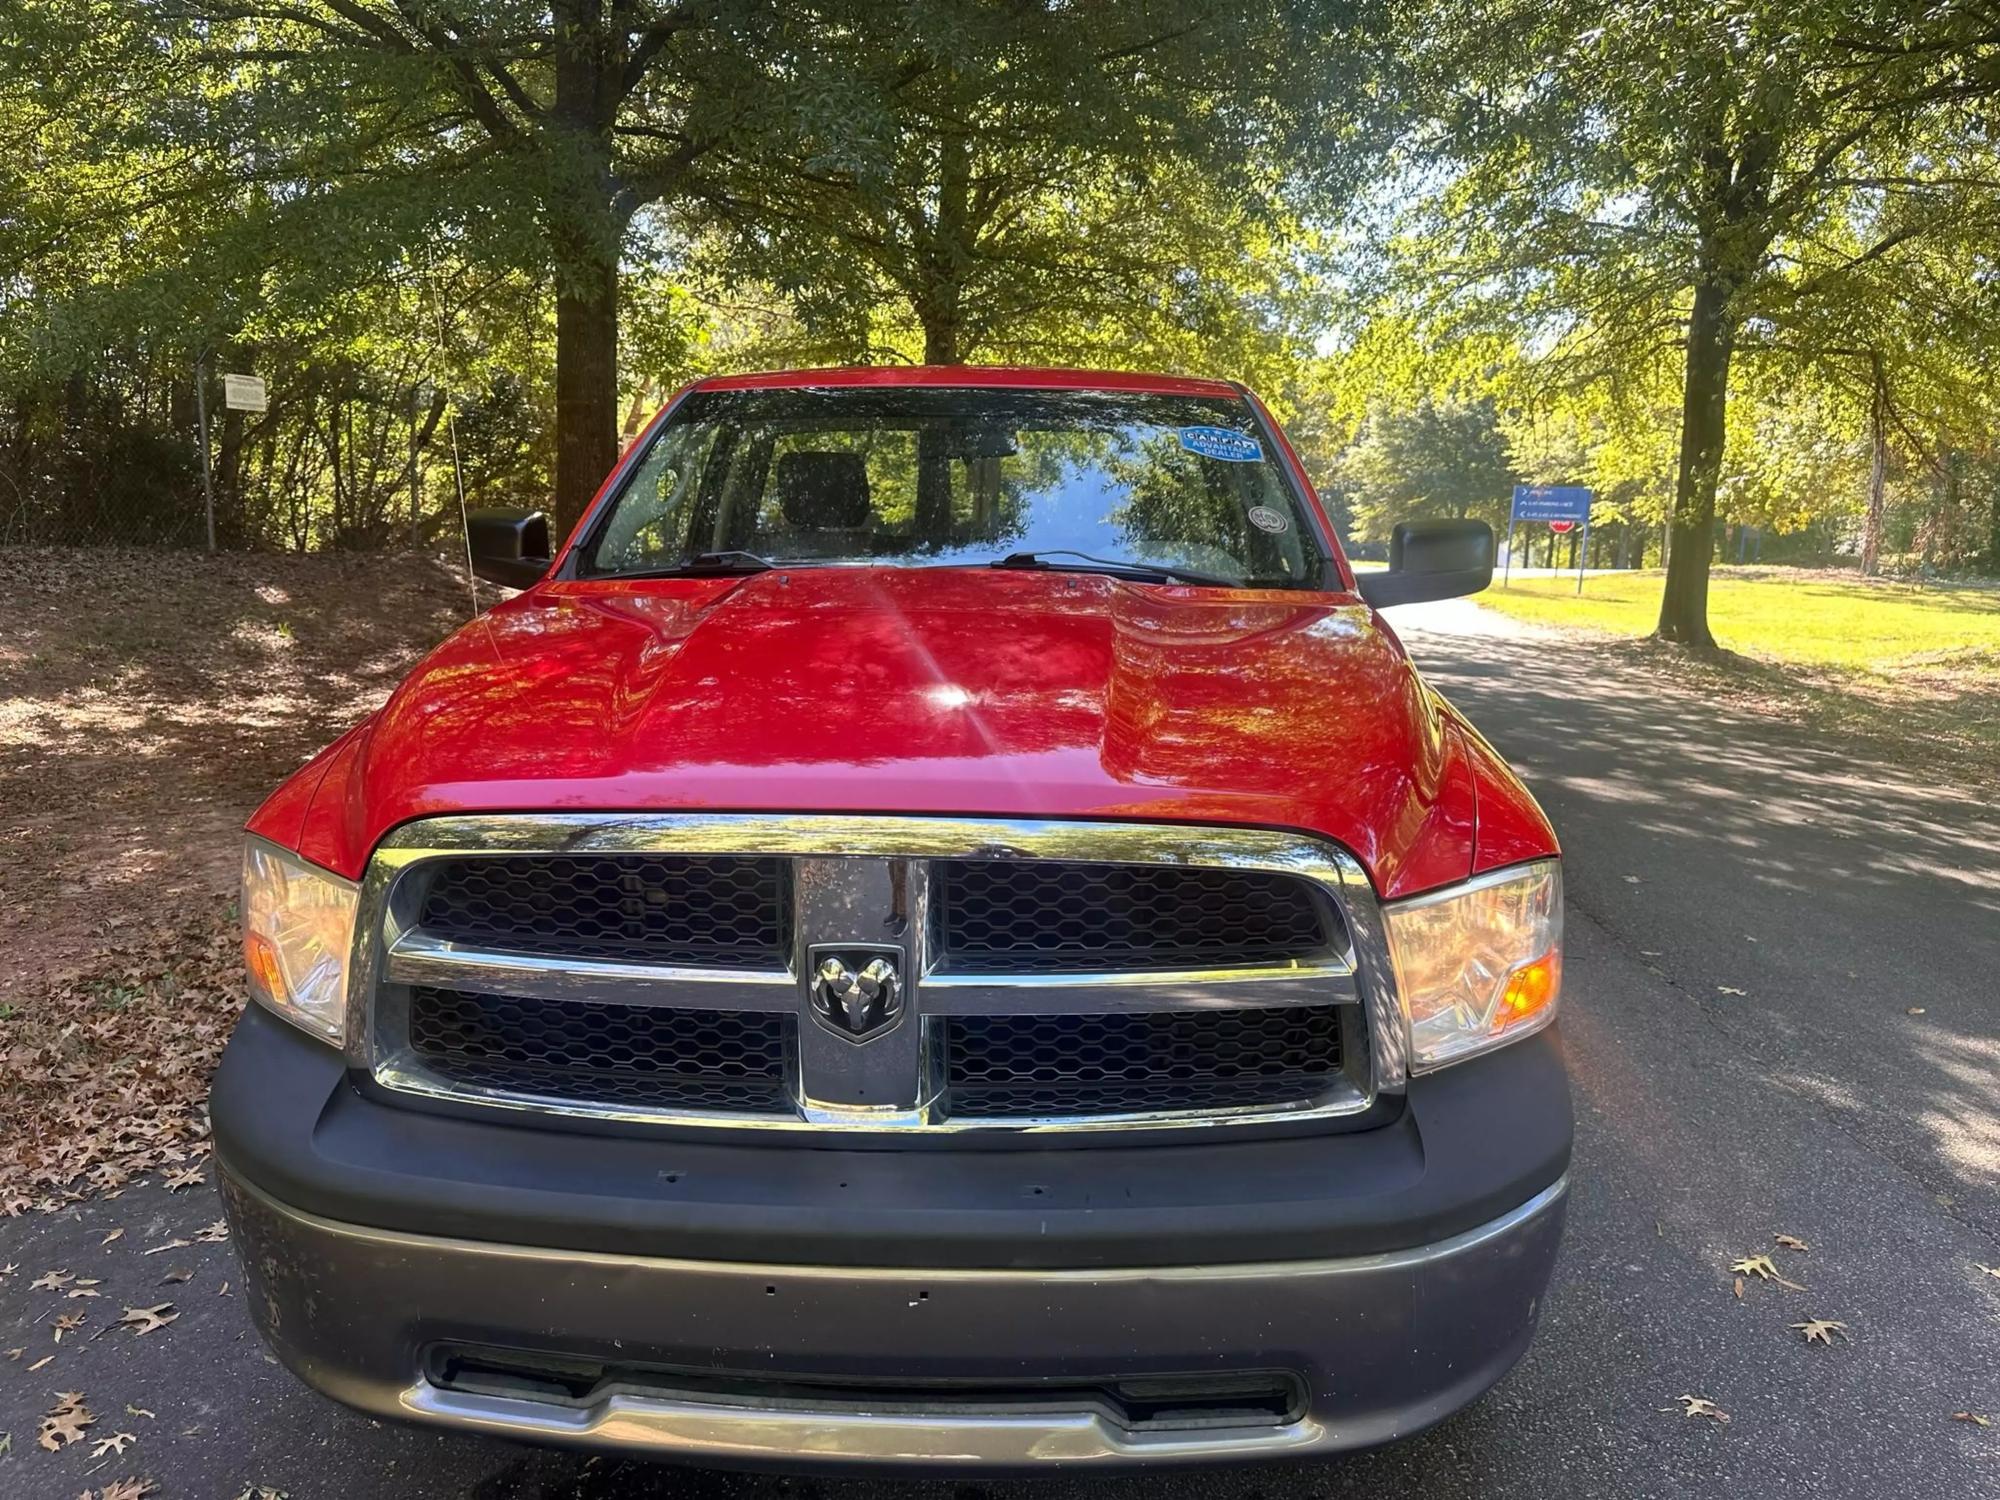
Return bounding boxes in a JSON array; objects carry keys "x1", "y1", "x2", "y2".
[
  {"x1": 214, "y1": 1006, "x2": 1571, "y2": 1471},
  {"x1": 219, "y1": 1159, "x2": 1565, "y2": 1471}
]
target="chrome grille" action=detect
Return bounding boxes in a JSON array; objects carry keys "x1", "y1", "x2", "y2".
[
  {"x1": 931, "y1": 860, "x2": 1339, "y2": 973},
  {"x1": 943, "y1": 1008, "x2": 1344, "y2": 1118},
  {"x1": 417, "y1": 854, "x2": 789, "y2": 969},
  {"x1": 359, "y1": 815, "x2": 1397, "y2": 1134},
  {"x1": 408, "y1": 987, "x2": 792, "y2": 1114}
]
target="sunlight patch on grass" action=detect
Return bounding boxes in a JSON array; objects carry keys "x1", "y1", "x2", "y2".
[{"x1": 1479, "y1": 568, "x2": 2000, "y2": 671}]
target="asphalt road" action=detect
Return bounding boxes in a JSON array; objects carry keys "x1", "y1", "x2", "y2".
[{"x1": 5, "y1": 600, "x2": 1998, "y2": 1499}]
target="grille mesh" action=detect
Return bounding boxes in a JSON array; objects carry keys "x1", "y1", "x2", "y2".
[
  {"x1": 943, "y1": 1007, "x2": 1343, "y2": 1118},
  {"x1": 417, "y1": 855, "x2": 789, "y2": 969},
  {"x1": 932, "y1": 860, "x2": 1336, "y2": 973},
  {"x1": 407, "y1": 987, "x2": 792, "y2": 1112}
]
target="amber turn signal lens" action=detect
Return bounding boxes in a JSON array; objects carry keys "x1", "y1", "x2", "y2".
[
  {"x1": 244, "y1": 931, "x2": 287, "y2": 1002},
  {"x1": 1502, "y1": 951, "x2": 1561, "y2": 1020}
]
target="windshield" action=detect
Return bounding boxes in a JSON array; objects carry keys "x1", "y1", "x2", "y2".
[{"x1": 582, "y1": 387, "x2": 1327, "y2": 588}]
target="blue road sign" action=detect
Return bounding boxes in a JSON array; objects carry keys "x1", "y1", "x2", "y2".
[{"x1": 1511, "y1": 485, "x2": 1593, "y2": 523}]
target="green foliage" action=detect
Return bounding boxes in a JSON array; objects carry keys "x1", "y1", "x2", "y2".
[{"x1": 1340, "y1": 398, "x2": 1515, "y2": 540}]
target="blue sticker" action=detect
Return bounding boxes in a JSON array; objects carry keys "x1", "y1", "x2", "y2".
[{"x1": 1178, "y1": 425, "x2": 1263, "y2": 462}]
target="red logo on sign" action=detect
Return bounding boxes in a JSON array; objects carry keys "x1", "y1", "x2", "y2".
[{"x1": 1547, "y1": 520, "x2": 1576, "y2": 534}]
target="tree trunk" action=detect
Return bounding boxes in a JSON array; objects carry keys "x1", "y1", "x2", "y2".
[
  {"x1": 554, "y1": 248, "x2": 620, "y2": 540},
  {"x1": 549, "y1": 0, "x2": 622, "y2": 541},
  {"x1": 1656, "y1": 272, "x2": 1737, "y2": 646},
  {"x1": 1860, "y1": 355, "x2": 1887, "y2": 577},
  {"x1": 915, "y1": 127, "x2": 970, "y2": 368}
]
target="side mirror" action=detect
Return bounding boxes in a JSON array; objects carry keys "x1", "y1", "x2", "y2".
[
  {"x1": 1356, "y1": 519, "x2": 1494, "y2": 609},
  {"x1": 466, "y1": 508, "x2": 553, "y2": 589}
]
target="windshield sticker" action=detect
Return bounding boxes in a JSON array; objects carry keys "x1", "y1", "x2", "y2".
[
  {"x1": 1178, "y1": 425, "x2": 1263, "y2": 462},
  {"x1": 1246, "y1": 505, "x2": 1289, "y2": 534}
]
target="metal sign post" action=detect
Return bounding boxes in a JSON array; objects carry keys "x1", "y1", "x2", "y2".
[
  {"x1": 194, "y1": 353, "x2": 217, "y2": 553},
  {"x1": 1509, "y1": 485, "x2": 1594, "y2": 593}
]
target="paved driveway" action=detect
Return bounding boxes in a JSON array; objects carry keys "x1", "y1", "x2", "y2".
[{"x1": 5, "y1": 601, "x2": 1997, "y2": 1499}]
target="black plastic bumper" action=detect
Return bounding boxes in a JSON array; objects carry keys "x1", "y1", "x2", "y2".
[{"x1": 210, "y1": 1003, "x2": 1572, "y2": 1270}]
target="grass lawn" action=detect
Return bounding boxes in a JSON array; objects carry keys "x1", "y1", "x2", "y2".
[
  {"x1": 1476, "y1": 566, "x2": 2000, "y2": 790},
  {"x1": 1480, "y1": 566, "x2": 2000, "y2": 671}
]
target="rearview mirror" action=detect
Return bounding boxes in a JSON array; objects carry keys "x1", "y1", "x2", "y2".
[
  {"x1": 1356, "y1": 519, "x2": 1494, "y2": 609},
  {"x1": 466, "y1": 508, "x2": 553, "y2": 589}
]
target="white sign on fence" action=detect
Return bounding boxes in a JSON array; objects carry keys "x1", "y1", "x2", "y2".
[{"x1": 222, "y1": 373, "x2": 267, "y2": 412}]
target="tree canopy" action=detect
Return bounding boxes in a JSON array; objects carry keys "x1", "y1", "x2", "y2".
[{"x1": 5, "y1": 0, "x2": 2000, "y2": 633}]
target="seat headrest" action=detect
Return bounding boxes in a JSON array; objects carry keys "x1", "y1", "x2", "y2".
[{"x1": 775, "y1": 452, "x2": 872, "y2": 529}]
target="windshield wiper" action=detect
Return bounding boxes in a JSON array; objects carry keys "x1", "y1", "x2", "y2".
[
  {"x1": 614, "y1": 550, "x2": 778, "y2": 579},
  {"x1": 990, "y1": 550, "x2": 1243, "y2": 589}
]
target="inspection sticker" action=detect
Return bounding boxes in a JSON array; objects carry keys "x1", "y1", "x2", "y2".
[
  {"x1": 1178, "y1": 425, "x2": 1263, "y2": 462},
  {"x1": 1246, "y1": 505, "x2": 1289, "y2": 534}
]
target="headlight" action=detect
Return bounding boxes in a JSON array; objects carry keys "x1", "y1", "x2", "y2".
[
  {"x1": 241, "y1": 837, "x2": 357, "y2": 1044},
  {"x1": 1384, "y1": 859, "x2": 1562, "y2": 1073}
]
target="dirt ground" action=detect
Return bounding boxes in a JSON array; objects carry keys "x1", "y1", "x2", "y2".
[{"x1": 0, "y1": 548, "x2": 476, "y2": 1212}]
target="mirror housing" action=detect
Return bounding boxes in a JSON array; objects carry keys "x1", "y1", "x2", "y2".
[
  {"x1": 466, "y1": 508, "x2": 553, "y2": 589},
  {"x1": 1356, "y1": 519, "x2": 1494, "y2": 609}
]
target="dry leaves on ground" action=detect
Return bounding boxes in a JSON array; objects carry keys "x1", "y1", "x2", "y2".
[
  {"x1": 91, "y1": 1430, "x2": 136, "y2": 1457},
  {"x1": 38, "y1": 1390, "x2": 94, "y2": 1450},
  {"x1": 117, "y1": 1303, "x2": 178, "y2": 1336},
  {"x1": 2, "y1": 549, "x2": 471, "y2": 1216},
  {"x1": 0, "y1": 914, "x2": 236, "y2": 1216},
  {"x1": 1954, "y1": 1412, "x2": 1992, "y2": 1426},
  {"x1": 1773, "y1": 1233, "x2": 1809, "y2": 1252},
  {"x1": 1730, "y1": 1254, "x2": 1804, "y2": 1290},
  {"x1": 1791, "y1": 1319, "x2": 1849, "y2": 1345},
  {"x1": 94, "y1": 1479, "x2": 157, "y2": 1500},
  {"x1": 1676, "y1": 1395, "x2": 1730, "y2": 1424}
]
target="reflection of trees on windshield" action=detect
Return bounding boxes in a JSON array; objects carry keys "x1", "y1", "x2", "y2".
[{"x1": 585, "y1": 389, "x2": 1322, "y2": 584}]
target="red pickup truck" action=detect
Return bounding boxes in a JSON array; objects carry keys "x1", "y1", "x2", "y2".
[{"x1": 215, "y1": 366, "x2": 1568, "y2": 1472}]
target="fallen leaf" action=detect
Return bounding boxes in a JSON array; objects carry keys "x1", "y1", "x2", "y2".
[
  {"x1": 1677, "y1": 1394, "x2": 1730, "y2": 1424},
  {"x1": 99, "y1": 1228, "x2": 124, "y2": 1246},
  {"x1": 1954, "y1": 1412, "x2": 1992, "y2": 1426},
  {"x1": 53, "y1": 1311, "x2": 85, "y2": 1341},
  {"x1": 29, "y1": 1354, "x2": 53, "y2": 1371},
  {"x1": 0, "y1": 1262, "x2": 16, "y2": 1275},
  {"x1": 1792, "y1": 1318, "x2": 1849, "y2": 1345},
  {"x1": 159, "y1": 1268, "x2": 192, "y2": 1285},
  {"x1": 1640, "y1": 949, "x2": 1662, "y2": 957},
  {"x1": 38, "y1": 1391, "x2": 94, "y2": 1450},
  {"x1": 0, "y1": 1431, "x2": 9, "y2": 1456},
  {"x1": 193, "y1": 1220, "x2": 230, "y2": 1243},
  {"x1": 1907, "y1": 1007, "x2": 1926, "y2": 1015},
  {"x1": 68, "y1": 1286, "x2": 102, "y2": 1299},
  {"x1": 1774, "y1": 1234, "x2": 1810, "y2": 1252},
  {"x1": 140, "y1": 1239, "x2": 189, "y2": 1257},
  {"x1": 4, "y1": 1347, "x2": 22, "y2": 1360},
  {"x1": 118, "y1": 1304, "x2": 179, "y2": 1336},
  {"x1": 1733, "y1": 1276, "x2": 1744, "y2": 1300},
  {"x1": 1731, "y1": 1254, "x2": 1804, "y2": 1290},
  {"x1": 1622, "y1": 874, "x2": 1642, "y2": 883},
  {"x1": 235, "y1": 1487, "x2": 289, "y2": 1500},
  {"x1": 1717, "y1": 986, "x2": 1747, "y2": 996},
  {"x1": 162, "y1": 1165, "x2": 204, "y2": 1192},
  {"x1": 92, "y1": 1431, "x2": 136, "y2": 1456},
  {"x1": 217, "y1": 1280, "x2": 231, "y2": 1297},
  {"x1": 99, "y1": 1480, "x2": 157, "y2": 1500},
  {"x1": 32, "y1": 1269, "x2": 74, "y2": 1291},
  {"x1": 124, "y1": 1405, "x2": 154, "y2": 1420},
  {"x1": 1975, "y1": 1264, "x2": 2000, "y2": 1279}
]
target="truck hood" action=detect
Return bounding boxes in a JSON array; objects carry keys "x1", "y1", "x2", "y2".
[{"x1": 290, "y1": 568, "x2": 1481, "y2": 897}]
